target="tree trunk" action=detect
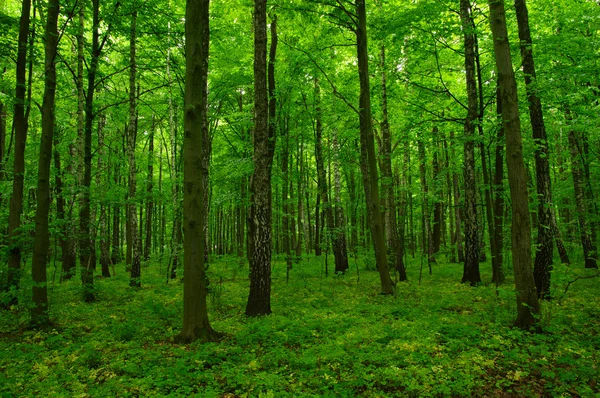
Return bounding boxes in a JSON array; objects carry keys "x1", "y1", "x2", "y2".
[
  {"x1": 488, "y1": 0, "x2": 540, "y2": 329},
  {"x1": 449, "y1": 131, "x2": 464, "y2": 263},
  {"x1": 97, "y1": 116, "x2": 110, "y2": 277},
  {"x1": 5, "y1": 0, "x2": 31, "y2": 306},
  {"x1": 568, "y1": 130, "x2": 598, "y2": 269},
  {"x1": 80, "y1": 0, "x2": 105, "y2": 301},
  {"x1": 418, "y1": 139, "x2": 435, "y2": 268},
  {"x1": 492, "y1": 85, "x2": 505, "y2": 284},
  {"x1": 355, "y1": 0, "x2": 394, "y2": 294},
  {"x1": 332, "y1": 130, "x2": 350, "y2": 274},
  {"x1": 380, "y1": 45, "x2": 406, "y2": 280},
  {"x1": 127, "y1": 10, "x2": 141, "y2": 287},
  {"x1": 175, "y1": 0, "x2": 219, "y2": 343},
  {"x1": 460, "y1": 0, "x2": 481, "y2": 285},
  {"x1": 31, "y1": 0, "x2": 59, "y2": 326},
  {"x1": 514, "y1": 0, "x2": 556, "y2": 297},
  {"x1": 144, "y1": 117, "x2": 155, "y2": 260},
  {"x1": 246, "y1": 4, "x2": 275, "y2": 316},
  {"x1": 111, "y1": 165, "x2": 121, "y2": 266}
]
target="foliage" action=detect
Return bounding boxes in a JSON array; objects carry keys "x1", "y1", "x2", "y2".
[{"x1": 1, "y1": 257, "x2": 598, "y2": 397}]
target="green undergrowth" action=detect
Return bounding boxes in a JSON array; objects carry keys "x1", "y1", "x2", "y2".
[{"x1": 1, "y1": 253, "x2": 599, "y2": 397}]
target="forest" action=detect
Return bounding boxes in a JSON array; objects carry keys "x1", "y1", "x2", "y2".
[{"x1": 0, "y1": 0, "x2": 599, "y2": 396}]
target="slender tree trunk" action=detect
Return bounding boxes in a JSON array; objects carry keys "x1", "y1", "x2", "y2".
[
  {"x1": 460, "y1": 0, "x2": 481, "y2": 285},
  {"x1": 281, "y1": 113, "x2": 292, "y2": 271},
  {"x1": 568, "y1": 130, "x2": 598, "y2": 269},
  {"x1": 246, "y1": 5, "x2": 275, "y2": 316},
  {"x1": 331, "y1": 131, "x2": 350, "y2": 274},
  {"x1": 488, "y1": 0, "x2": 540, "y2": 329},
  {"x1": 296, "y1": 138, "x2": 304, "y2": 260},
  {"x1": 356, "y1": 0, "x2": 394, "y2": 294},
  {"x1": 111, "y1": 166, "x2": 121, "y2": 265},
  {"x1": 431, "y1": 140, "x2": 443, "y2": 255},
  {"x1": 80, "y1": 0, "x2": 106, "y2": 301},
  {"x1": 513, "y1": 0, "x2": 556, "y2": 297},
  {"x1": 176, "y1": 0, "x2": 219, "y2": 343},
  {"x1": 492, "y1": 86, "x2": 506, "y2": 284},
  {"x1": 144, "y1": 117, "x2": 155, "y2": 260},
  {"x1": 418, "y1": 139, "x2": 435, "y2": 268},
  {"x1": 5, "y1": 0, "x2": 31, "y2": 306},
  {"x1": 127, "y1": 10, "x2": 141, "y2": 287},
  {"x1": 54, "y1": 128, "x2": 75, "y2": 281},
  {"x1": 31, "y1": 0, "x2": 59, "y2": 326},
  {"x1": 97, "y1": 116, "x2": 110, "y2": 277},
  {"x1": 380, "y1": 45, "x2": 406, "y2": 280},
  {"x1": 449, "y1": 131, "x2": 464, "y2": 263}
]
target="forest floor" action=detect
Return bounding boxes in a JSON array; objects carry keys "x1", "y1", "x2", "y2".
[{"x1": 0, "y1": 252, "x2": 599, "y2": 397}]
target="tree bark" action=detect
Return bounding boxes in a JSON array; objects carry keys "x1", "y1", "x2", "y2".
[
  {"x1": 246, "y1": 2, "x2": 274, "y2": 316},
  {"x1": 568, "y1": 130, "x2": 598, "y2": 269},
  {"x1": 488, "y1": 0, "x2": 540, "y2": 329},
  {"x1": 127, "y1": 10, "x2": 141, "y2": 287},
  {"x1": 514, "y1": 0, "x2": 557, "y2": 297},
  {"x1": 31, "y1": 0, "x2": 59, "y2": 326},
  {"x1": 460, "y1": 0, "x2": 481, "y2": 285},
  {"x1": 5, "y1": 0, "x2": 31, "y2": 306},
  {"x1": 355, "y1": 0, "x2": 394, "y2": 294},
  {"x1": 144, "y1": 117, "x2": 155, "y2": 260},
  {"x1": 175, "y1": 0, "x2": 219, "y2": 343},
  {"x1": 97, "y1": 116, "x2": 111, "y2": 277},
  {"x1": 492, "y1": 85, "x2": 506, "y2": 284},
  {"x1": 380, "y1": 45, "x2": 406, "y2": 280},
  {"x1": 418, "y1": 139, "x2": 435, "y2": 269}
]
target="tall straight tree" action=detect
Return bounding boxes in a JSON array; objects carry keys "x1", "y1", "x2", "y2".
[
  {"x1": 5, "y1": 0, "x2": 31, "y2": 306},
  {"x1": 31, "y1": 0, "x2": 59, "y2": 326},
  {"x1": 355, "y1": 0, "x2": 394, "y2": 294},
  {"x1": 176, "y1": 0, "x2": 219, "y2": 343},
  {"x1": 246, "y1": 0, "x2": 275, "y2": 316},
  {"x1": 514, "y1": 0, "x2": 567, "y2": 297},
  {"x1": 380, "y1": 45, "x2": 406, "y2": 281},
  {"x1": 488, "y1": 0, "x2": 540, "y2": 329},
  {"x1": 127, "y1": 9, "x2": 141, "y2": 287},
  {"x1": 460, "y1": 0, "x2": 481, "y2": 285}
]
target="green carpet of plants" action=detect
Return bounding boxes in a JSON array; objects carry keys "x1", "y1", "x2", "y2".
[{"x1": 1, "y1": 254, "x2": 599, "y2": 397}]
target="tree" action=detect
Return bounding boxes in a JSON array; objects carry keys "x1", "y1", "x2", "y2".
[
  {"x1": 31, "y1": 0, "x2": 59, "y2": 326},
  {"x1": 488, "y1": 0, "x2": 540, "y2": 329},
  {"x1": 460, "y1": 0, "x2": 481, "y2": 286},
  {"x1": 5, "y1": 0, "x2": 31, "y2": 306},
  {"x1": 246, "y1": 0, "x2": 275, "y2": 316},
  {"x1": 127, "y1": 9, "x2": 141, "y2": 288},
  {"x1": 514, "y1": 0, "x2": 562, "y2": 298},
  {"x1": 176, "y1": 0, "x2": 219, "y2": 343},
  {"x1": 356, "y1": 0, "x2": 394, "y2": 294}
]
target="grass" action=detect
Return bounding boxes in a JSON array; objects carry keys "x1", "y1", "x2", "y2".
[{"x1": 0, "y1": 251, "x2": 599, "y2": 397}]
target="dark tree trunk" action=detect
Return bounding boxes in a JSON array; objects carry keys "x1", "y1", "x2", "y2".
[
  {"x1": 144, "y1": 118, "x2": 155, "y2": 260},
  {"x1": 355, "y1": 0, "x2": 394, "y2": 294},
  {"x1": 111, "y1": 166, "x2": 121, "y2": 266},
  {"x1": 568, "y1": 130, "x2": 598, "y2": 269},
  {"x1": 460, "y1": 0, "x2": 481, "y2": 285},
  {"x1": 175, "y1": 0, "x2": 219, "y2": 343},
  {"x1": 488, "y1": 0, "x2": 540, "y2": 329},
  {"x1": 492, "y1": 85, "x2": 506, "y2": 284},
  {"x1": 31, "y1": 0, "x2": 59, "y2": 326},
  {"x1": 80, "y1": 0, "x2": 106, "y2": 301},
  {"x1": 418, "y1": 139, "x2": 434, "y2": 269},
  {"x1": 97, "y1": 116, "x2": 110, "y2": 277},
  {"x1": 514, "y1": 0, "x2": 555, "y2": 298},
  {"x1": 246, "y1": 3, "x2": 275, "y2": 316},
  {"x1": 127, "y1": 10, "x2": 141, "y2": 287},
  {"x1": 5, "y1": 0, "x2": 31, "y2": 306},
  {"x1": 380, "y1": 46, "x2": 406, "y2": 280},
  {"x1": 449, "y1": 131, "x2": 464, "y2": 263},
  {"x1": 431, "y1": 140, "x2": 443, "y2": 256},
  {"x1": 332, "y1": 130, "x2": 349, "y2": 274}
]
